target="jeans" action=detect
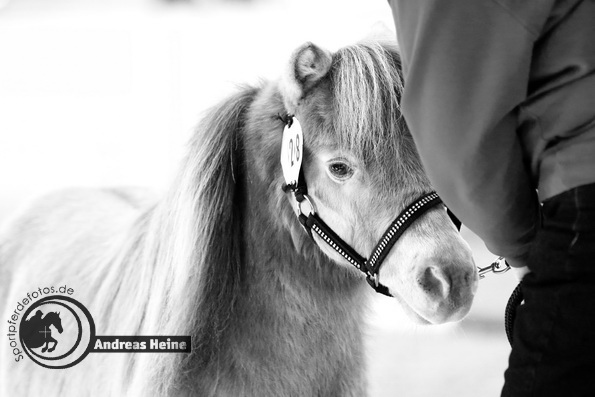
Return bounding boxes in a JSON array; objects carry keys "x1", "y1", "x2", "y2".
[{"x1": 502, "y1": 183, "x2": 595, "y2": 396}]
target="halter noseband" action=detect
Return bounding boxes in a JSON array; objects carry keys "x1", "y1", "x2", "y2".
[{"x1": 280, "y1": 115, "x2": 458, "y2": 297}]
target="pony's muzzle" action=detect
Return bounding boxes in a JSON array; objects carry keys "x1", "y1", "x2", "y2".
[{"x1": 416, "y1": 262, "x2": 478, "y2": 323}]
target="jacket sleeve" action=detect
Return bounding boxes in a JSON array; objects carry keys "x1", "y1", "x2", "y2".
[{"x1": 389, "y1": 0, "x2": 541, "y2": 265}]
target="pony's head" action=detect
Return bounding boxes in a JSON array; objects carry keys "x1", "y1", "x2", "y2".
[
  {"x1": 276, "y1": 42, "x2": 478, "y2": 324},
  {"x1": 45, "y1": 311, "x2": 63, "y2": 333}
]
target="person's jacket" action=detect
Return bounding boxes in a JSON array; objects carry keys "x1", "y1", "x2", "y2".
[{"x1": 389, "y1": 0, "x2": 595, "y2": 265}]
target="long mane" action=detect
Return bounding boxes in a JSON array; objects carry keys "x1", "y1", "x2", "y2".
[{"x1": 130, "y1": 86, "x2": 259, "y2": 394}]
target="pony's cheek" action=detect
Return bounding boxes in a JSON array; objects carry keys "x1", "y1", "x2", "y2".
[{"x1": 315, "y1": 207, "x2": 354, "y2": 239}]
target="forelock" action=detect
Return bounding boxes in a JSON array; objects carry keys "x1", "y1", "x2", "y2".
[{"x1": 327, "y1": 42, "x2": 428, "y2": 193}]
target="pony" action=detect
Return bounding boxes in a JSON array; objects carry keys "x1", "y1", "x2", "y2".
[{"x1": 0, "y1": 40, "x2": 478, "y2": 396}]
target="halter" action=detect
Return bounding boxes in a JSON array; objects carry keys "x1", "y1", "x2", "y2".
[
  {"x1": 279, "y1": 114, "x2": 522, "y2": 343},
  {"x1": 280, "y1": 114, "x2": 457, "y2": 297}
]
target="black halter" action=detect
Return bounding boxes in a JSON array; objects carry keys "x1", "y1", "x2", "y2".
[{"x1": 280, "y1": 116, "x2": 458, "y2": 297}]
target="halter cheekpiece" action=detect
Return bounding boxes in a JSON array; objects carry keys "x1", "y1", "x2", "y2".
[{"x1": 279, "y1": 114, "x2": 456, "y2": 297}]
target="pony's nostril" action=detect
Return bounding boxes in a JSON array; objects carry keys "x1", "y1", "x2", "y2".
[
  {"x1": 412, "y1": 261, "x2": 477, "y2": 324},
  {"x1": 418, "y1": 265, "x2": 450, "y2": 300}
]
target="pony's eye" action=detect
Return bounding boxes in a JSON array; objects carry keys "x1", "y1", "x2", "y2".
[{"x1": 328, "y1": 162, "x2": 354, "y2": 181}]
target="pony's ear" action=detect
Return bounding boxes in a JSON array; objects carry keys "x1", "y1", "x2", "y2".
[{"x1": 280, "y1": 42, "x2": 332, "y2": 114}]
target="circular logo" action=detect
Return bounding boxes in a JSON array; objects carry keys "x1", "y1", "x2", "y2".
[{"x1": 19, "y1": 295, "x2": 96, "y2": 369}]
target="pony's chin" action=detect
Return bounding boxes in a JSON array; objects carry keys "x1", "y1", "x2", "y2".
[
  {"x1": 390, "y1": 287, "x2": 473, "y2": 325},
  {"x1": 402, "y1": 302, "x2": 472, "y2": 325},
  {"x1": 418, "y1": 300, "x2": 474, "y2": 325},
  {"x1": 388, "y1": 288, "x2": 431, "y2": 325},
  {"x1": 403, "y1": 309, "x2": 432, "y2": 325}
]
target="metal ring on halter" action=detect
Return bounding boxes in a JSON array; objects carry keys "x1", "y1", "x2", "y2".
[
  {"x1": 296, "y1": 195, "x2": 317, "y2": 217},
  {"x1": 368, "y1": 272, "x2": 379, "y2": 287}
]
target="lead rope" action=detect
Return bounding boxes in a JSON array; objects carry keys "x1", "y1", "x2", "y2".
[
  {"x1": 478, "y1": 257, "x2": 524, "y2": 346},
  {"x1": 504, "y1": 282, "x2": 524, "y2": 346}
]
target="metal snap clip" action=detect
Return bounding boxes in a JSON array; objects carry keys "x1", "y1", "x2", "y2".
[
  {"x1": 478, "y1": 256, "x2": 511, "y2": 279},
  {"x1": 296, "y1": 195, "x2": 317, "y2": 217}
]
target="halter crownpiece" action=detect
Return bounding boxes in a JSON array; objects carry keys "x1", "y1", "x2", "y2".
[{"x1": 279, "y1": 114, "x2": 448, "y2": 297}]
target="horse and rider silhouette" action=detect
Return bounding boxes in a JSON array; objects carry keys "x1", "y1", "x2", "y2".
[{"x1": 22, "y1": 310, "x2": 63, "y2": 353}]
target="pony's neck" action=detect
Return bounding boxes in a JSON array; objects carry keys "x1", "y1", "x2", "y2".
[
  {"x1": 195, "y1": 122, "x2": 369, "y2": 395},
  {"x1": 233, "y1": 82, "x2": 367, "y2": 344},
  {"x1": 137, "y1": 85, "x2": 368, "y2": 395},
  {"x1": 207, "y1": 198, "x2": 367, "y2": 396}
]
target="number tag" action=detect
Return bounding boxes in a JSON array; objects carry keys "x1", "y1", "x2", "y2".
[{"x1": 280, "y1": 117, "x2": 304, "y2": 186}]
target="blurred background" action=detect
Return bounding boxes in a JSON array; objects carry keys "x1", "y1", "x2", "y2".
[{"x1": 0, "y1": 0, "x2": 519, "y2": 395}]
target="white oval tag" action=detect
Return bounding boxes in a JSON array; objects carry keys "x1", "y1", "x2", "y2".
[{"x1": 280, "y1": 117, "x2": 304, "y2": 186}]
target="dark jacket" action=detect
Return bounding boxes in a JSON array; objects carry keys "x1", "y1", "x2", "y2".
[{"x1": 389, "y1": 0, "x2": 595, "y2": 265}]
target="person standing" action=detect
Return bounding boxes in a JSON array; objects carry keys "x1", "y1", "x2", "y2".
[{"x1": 387, "y1": 0, "x2": 595, "y2": 395}]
